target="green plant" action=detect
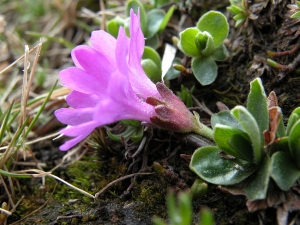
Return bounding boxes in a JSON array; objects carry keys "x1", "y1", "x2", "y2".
[
  {"x1": 107, "y1": 120, "x2": 144, "y2": 142},
  {"x1": 227, "y1": 0, "x2": 249, "y2": 27},
  {"x1": 106, "y1": 0, "x2": 176, "y2": 82},
  {"x1": 190, "y1": 77, "x2": 300, "y2": 200},
  {"x1": 152, "y1": 192, "x2": 214, "y2": 225},
  {"x1": 107, "y1": 0, "x2": 175, "y2": 49},
  {"x1": 177, "y1": 11, "x2": 229, "y2": 85},
  {"x1": 290, "y1": 1, "x2": 300, "y2": 19}
]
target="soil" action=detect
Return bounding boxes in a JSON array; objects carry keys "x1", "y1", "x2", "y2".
[{"x1": 2, "y1": 0, "x2": 300, "y2": 224}]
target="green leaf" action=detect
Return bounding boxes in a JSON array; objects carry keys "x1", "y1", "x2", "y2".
[
  {"x1": 231, "y1": 106, "x2": 263, "y2": 164},
  {"x1": 146, "y1": 9, "x2": 165, "y2": 38},
  {"x1": 271, "y1": 151, "x2": 300, "y2": 190},
  {"x1": 142, "y1": 46, "x2": 162, "y2": 69},
  {"x1": 125, "y1": 0, "x2": 147, "y2": 33},
  {"x1": 288, "y1": 120, "x2": 300, "y2": 168},
  {"x1": 214, "y1": 124, "x2": 252, "y2": 161},
  {"x1": 286, "y1": 107, "x2": 300, "y2": 135},
  {"x1": 178, "y1": 193, "x2": 193, "y2": 225},
  {"x1": 106, "y1": 16, "x2": 125, "y2": 38},
  {"x1": 291, "y1": 11, "x2": 300, "y2": 19},
  {"x1": 197, "y1": 11, "x2": 229, "y2": 47},
  {"x1": 211, "y1": 110, "x2": 243, "y2": 130},
  {"x1": 228, "y1": 134, "x2": 254, "y2": 162},
  {"x1": 269, "y1": 136, "x2": 289, "y2": 155},
  {"x1": 245, "y1": 156, "x2": 271, "y2": 200},
  {"x1": 178, "y1": 28, "x2": 201, "y2": 57},
  {"x1": 195, "y1": 31, "x2": 215, "y2": 56},
  {"x1": 192, "y1": 56, "x2": 217, "y2": 85},
  {"x1": 276, "y1": 112, "x2": 286, "y2": 138},
  {"x1": 190, "y1": 146, "x2": 255, "y2": 185},
  {"x1": 246, "y1": 78, "x2": 269, "y2": 138},
  {"x1": 158, "y1": 5, "x2": 175, "y2": 33},
  {"x1": 212, "y1": 44, "x2": 228, "y2": 61},
  {"x1": 146, "y1": 34, "x2": 161, "y2": 49},
  {"x1": 142, "y1": 59, "x2": 161, "y2": 82}
]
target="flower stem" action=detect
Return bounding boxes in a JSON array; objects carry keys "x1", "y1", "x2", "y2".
[{"x1": 192, "y1": 123, "x2": 214, "y2": 141}]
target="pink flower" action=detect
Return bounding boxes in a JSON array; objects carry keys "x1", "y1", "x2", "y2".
[
  {"x1": 55, "y1": 9, "x2": 212, "y2": 151},
  {"x1": 55, "y1": 9, "x2": 160, "y2": 151}
]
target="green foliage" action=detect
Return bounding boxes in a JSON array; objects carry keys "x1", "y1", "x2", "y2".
[
  {"x1": 190, "y1": 77, "x2": 300, "y2": 201},
  {"x1": 152, "y1": 192, "x2": 214, "y2": 225},
  {"x1": 291, "y1": 1, "x2": 300, "y2": 19},
  {"x1": 176, "y1": 85, "x2": 195, "y2": 108},
  {"x1": 107, "y1": 120, "x2": 144, "y2": 142},
  {"x1": 227, "y1": 0, "x2": 249, "y2": 27},
  {"x1": 177, "y1": 11, "x2": 229, "y2": 85},
  {"x1": 106, "y1": 0, "x2": 176, "y2": 81},
  {"x1": 108, "y1": 0, "x2": 175, "y2": 49}
]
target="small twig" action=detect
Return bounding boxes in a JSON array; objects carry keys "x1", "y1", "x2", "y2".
[
  {"x1": 100, "y1": 0, "x2": 106, "y2": 31},
  {"x1": 57, "y1": 214, "x2": 83, "y2": 221},
  {"x1": 95, "y1": 172, "x2": 155, "y2": 198},
  {"x1": 0, "y1": 44, "x2": 41, "y2": 75},
  {"x1": 0, "y1": 175, "x2": 14, "y2": 209},
  {"x1": 267, "y1": 43, "x2": 300, "y2": 58}
]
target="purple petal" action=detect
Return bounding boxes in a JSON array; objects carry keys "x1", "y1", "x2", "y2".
[
  {"x1": 61, "y1": 121, "x2": 98, "y2": 137},
  {"x1": 93, "y1": 72, "x2": 155, "y2": 124},
  {"x1": 59, "y1": 121, "x2": 98, "y2": 151},
  {"x1": 115, "y1": 27, "x2": 130, "y2": 76},
  {"x1": 59, "y1": 67, "x2": 105, "y2": 97},
  {"x1": 129, "y1": 9, "x2": 144, "y2": 68},
  {"x1": 55, "y1": 108, "x2": 94, "y2": 126},
  {"x1": 71, "y1": 46, "x2": 115, "y2": 85},
  {"x1": 66, "y1": 91, "x2": 99, "y2": 108},
  {"x1": 90, "y1": 30, "x2": 117, "y2": 64}
]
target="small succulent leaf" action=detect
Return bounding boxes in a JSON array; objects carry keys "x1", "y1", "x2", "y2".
[
  {"x1": 142, "y1": 46, "x2": 162, "y2": 70},
  {"x1": 190, "y1": 146, "x2": 255, "y2": 185},
  {"x1": 245, "y1": 156, "x2": 271, "y2": 200},
  {"x1": 199, "y1": 208, "x2": 215, "y2": 225},
  {"x1": 107, "y1": 126, "x2": 137, "y2": 141},
  {"x1": 231, "y1": 106, "x2": 263, "y2": 164},
  {"x1": 288, "y1": 120, "x2": 300, "y2": 168},
  {"x1": 291, "y1": 11, "x2": 300, "y2": 19},
  {"x1": 271, "y1": 151, "x2": 300, "y2": 191},
  {"x1": 276, "y1": 112, "x2": 286, "y2": 138},
  {"x1": 145, "y1": 34, "x2": 161, "y2": 49},
  {"x1": 130, "y1": 126, "x2": 144, "y2": 142},
  {"x1": 158, "y1": 5, "x2": 175, "y2": 33},
  {"x1": 247, "y1": 78, "x2": 269, "y2": 140},
  {"x1": 146, "y1": 9, "x2": 165, "y2": 38},
  {"x1": 141, "y1": 59, "x2": 161, "y2": 82},
  {"x1": 214, "y1": 124, "x2": 252, "y2": 160},
  {"x1": 211, "y1": 110, "x2": 243, "y2": 130},
  {"x1": 178, "y1": 28, "x2": 201, "y2": 57},
  {"x1": 178, "y1": 193, "x2": 193, "y2": 225},
  {"x1": 269, "y1": 136, "x2": 289, "y2": 155},
  {"x1": 195, "y1": 31, "x2": 215, "y2": 56},
  {"x1": 192, "y1": 56, "x2": 218, "y2": 85},
  {"x1": 227, "y1": 4, "x2": 243, "y2": 14},
  {"x1": 212, "y1": 44, "x2": 228, "y2": 61},
  {"x1": 286, "y1": 107, "x2": 300, "y2": 135},
  {"x1": 166, "y1": 193, "x2": 177, "y2": 225},
  {"x1": 121, "y1": 120, "x2": 141, "y2": 127},
  {"x1": 197, "y1": 11, "x2": 229, "y2": 47},
  {"x1": 125, "y1": 0, "x2": 147, "y2": 33},
  {"x1": 106, "y1": 17, "x2": 125, "y2": 38},
  {"x1": 228, "y1": 134, "x2": 254, "y2": 162},
  {"x1": 190, "y1": 179, "x2": 208, "y2": 198}
]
